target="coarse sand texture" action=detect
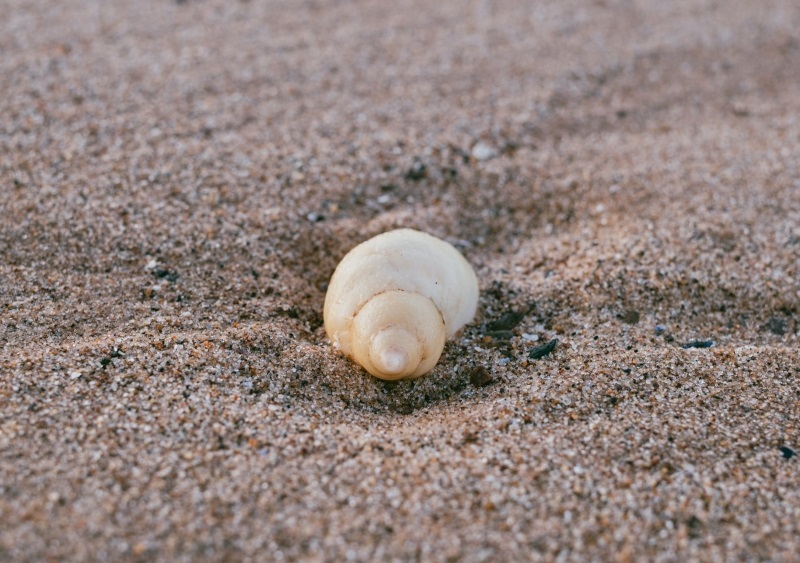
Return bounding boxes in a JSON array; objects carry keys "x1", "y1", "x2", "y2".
[{"x1": 1, "y1": 0, "x2": 799, "y2": 561}]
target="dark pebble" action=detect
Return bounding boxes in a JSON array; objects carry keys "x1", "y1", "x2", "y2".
[
  {"x1": 487, "y1": 310, "x2": 525, "y2": 331},
  {"x1": 404, "y1": 160, "x2": 427, "y2": 181},
  {"x1": 766, "y1": 317, "x2": 787, "y2": 336},
  {"x1": 484, "y1": 330, "x2": 515, "y2": 341},
  {"x1": 682, "y1": 340, "x2": 714, "y2": 349},
  {"x1": 529, "y1": 338, "x2": 558, "y2": 360},
  {"x1": 462, "y1": 431, "x2": 479, "y2": 444},
  {"x1": 274, "y1": 306, "x2": 300, "y2": 319},
  {"x1": 153, "y1": 269, "x2": 180, "y2": 282},
  {"x1": 469, "y1": 366, "x2": 494, "y2": 387},
  {"x1": 780, "y1": 446, "x2": 796, "y2": 460},
  {"x1": 620, "y1": 310, "x2": 640, "y2": 324},
  {"x1": 686, "y1": 515, "x2": 704, "y2": 539},
  {"x1": 654, "y1": 324, "x2": 667, "y2": 335}
]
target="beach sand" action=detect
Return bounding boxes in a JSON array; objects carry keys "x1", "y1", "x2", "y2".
[{"x1": 1, "y1": 0, "x2": 799, "y2": 560}]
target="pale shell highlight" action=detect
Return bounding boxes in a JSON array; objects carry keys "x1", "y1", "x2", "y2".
[{"x1": 323, "y1": 228, "x2": 479, "y2": 380}]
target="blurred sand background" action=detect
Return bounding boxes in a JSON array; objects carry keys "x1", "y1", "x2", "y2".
[{"x1": 1, "y1": 0, "x2": 799, "y2": 560}]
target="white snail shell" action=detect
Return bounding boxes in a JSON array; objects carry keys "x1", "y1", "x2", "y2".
[{"x1": 323, "y1": 228, "x2": 479, "y2": 380}]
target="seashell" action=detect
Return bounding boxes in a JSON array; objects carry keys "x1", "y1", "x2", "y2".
[{"x1": 323, "y1": 228, "x2": 479, "y2": 380}]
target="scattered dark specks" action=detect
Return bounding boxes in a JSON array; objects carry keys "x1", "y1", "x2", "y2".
[
  {"x1": 404, "y1": 159, "x2": 427, "y2": 181},
  {"x1": 682, "y1": 340, "x2": 714, "y2": 349},
  {"x1": 619, "y1": 309, "x2": 640, "y2": 324},
  {"x1": 153, "y1": 269, "x2": 179, "y2": 282},
  {"x1": 100, "y1": 348, "x2": 123, "y2": 368},
  {"x1": 469, "y1": 366, "x2": 494, "y2": 387},
  {"x1": 780, "y1": 446, "x2": 795, "y2": 460},
  {"x1": 487, "y1": 310, "x2": 525, "y2": 332},
  {"x1": 766, "y1": 317, "x2": 787, "y2": 336},
  {"x1": 275, "y1": 306, "x2": 299, "y2": 319},
  {"x1": 654, "y1": 324, "x2": 667, "y2": 335},
  {"x1": 529, "y1": 338, "x2": 558, "y2": 360}
]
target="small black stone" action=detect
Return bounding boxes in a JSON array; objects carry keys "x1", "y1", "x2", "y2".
[
  {"x1": 462, "y1": 430, "x2": 479, "y2": 444},
  {"x1": 404, "y1": 160, "x2": 427, "y2": 181},
  {"x1": 484, "y1": 330, "x2": 515, "y2": 341},
  {"x1": 620, "y1": 309, "x2": 640, "y2": 325},
  {"x1": 469, "y1": 366, "x2": 494, "y2": 387},
  {"x1": 682, "y1": 340, "x2": 714, "y2": 349},
  {"x1": 487, "y1": 310, "x2": 525, "y2": 331},
  {"x1": 780, "y1": 446, "x2": 795, "y2": 459},
  {"x1": 766, "y1": 317, "x2": 787, "y2": 336},
  {"x1": 153, "y1": 269, "x2": 179, "y2": 282},
  {"x1": 686, "y1": 515, "x2": 703, "y2": 539},
  {"x1": 529, "y1": 338, "x2": 558, "y2": 360}
]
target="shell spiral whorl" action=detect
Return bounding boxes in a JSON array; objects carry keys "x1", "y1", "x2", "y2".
[
  {"x1": 323, "y1": 229, "x2": 479, "y2": 380},
  {"x1": 351, "y1": 290, "x2": 445, "y2": 379}
]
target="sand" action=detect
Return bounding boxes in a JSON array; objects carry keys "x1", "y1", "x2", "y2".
[{"x1": 1, "y1": 0, "x2": 799, "y2": 560}]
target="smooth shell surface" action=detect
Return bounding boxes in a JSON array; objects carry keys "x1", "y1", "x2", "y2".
[{"x1": 323, "y1": 228, "x2": 479, "y2": 380}]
